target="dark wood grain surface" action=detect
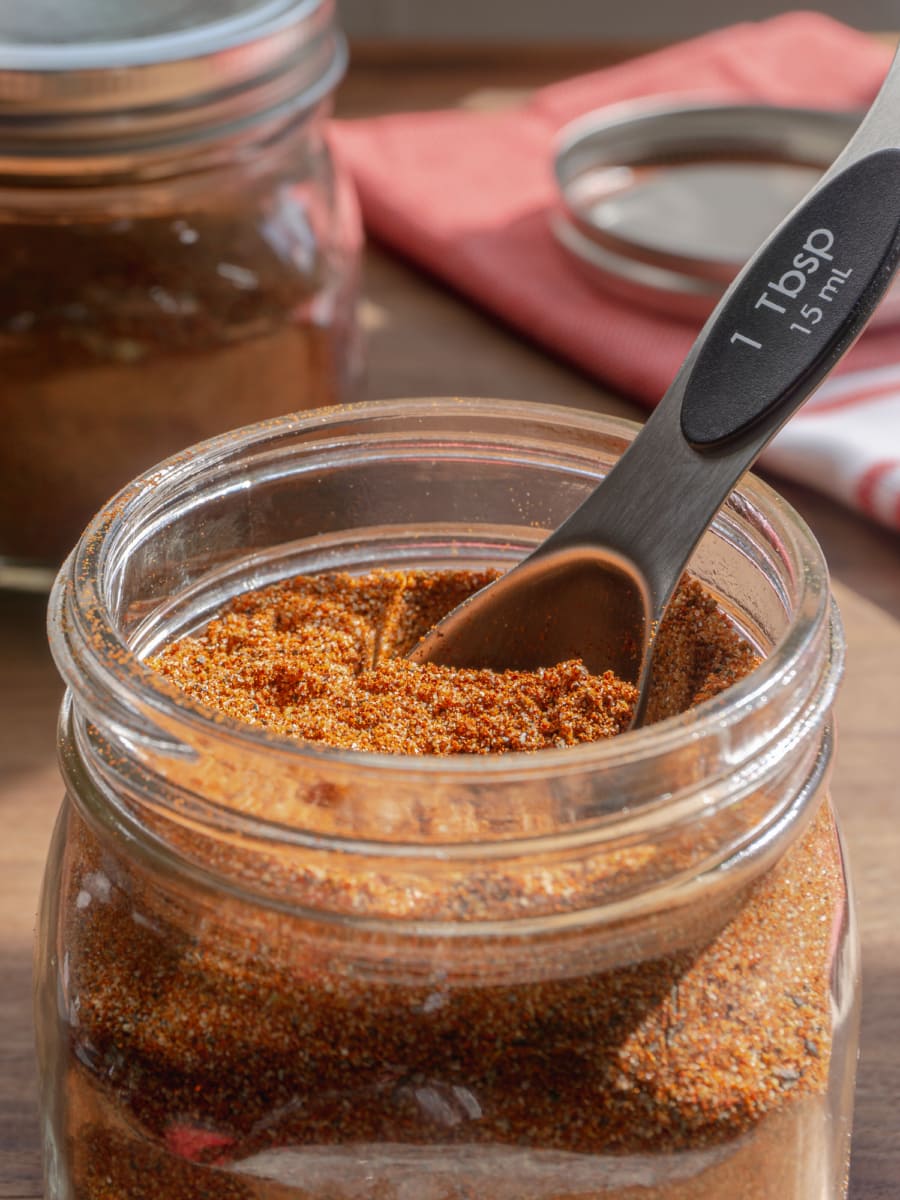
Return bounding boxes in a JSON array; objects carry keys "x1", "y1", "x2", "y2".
[{"x1": 2, "y1": 48, "x2": 898, "y2": 1200}]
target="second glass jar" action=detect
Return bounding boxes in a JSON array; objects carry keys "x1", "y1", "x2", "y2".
[{"x1": 0, "y1": 0, "x2": 361, "y2": 571}]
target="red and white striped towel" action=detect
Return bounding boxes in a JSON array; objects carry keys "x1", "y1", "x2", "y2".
[
  {"x1": 333, "y1": 13, "x2": 900, "y2": 533},
  {"x1": 766, "y1": 363, "x2": 900, "y2": 530}
]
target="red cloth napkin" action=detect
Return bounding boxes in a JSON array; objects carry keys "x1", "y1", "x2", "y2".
[{"x1": 333, "y1": 14, "x2": 900, "y2": 533}]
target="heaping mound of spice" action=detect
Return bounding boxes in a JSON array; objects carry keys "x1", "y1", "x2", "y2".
[{"x1": 149, "y1": 569, "x2": 760, "y2": 754}]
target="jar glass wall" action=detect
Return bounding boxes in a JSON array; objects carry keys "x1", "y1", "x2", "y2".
[
  {"x1": 38, "y1": 399, "x2": 858, "y2": 1200},
  {"x1": 0, "y1": 0, "x2": 360, "y2": 573}
]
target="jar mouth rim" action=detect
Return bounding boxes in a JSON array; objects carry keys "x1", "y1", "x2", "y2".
[
  {"x1": 51, "y1": 396, "x2": 833, "y2": 788},
  {"x1": 0, "y1": 0, "x2": 324, "y2": 71}
]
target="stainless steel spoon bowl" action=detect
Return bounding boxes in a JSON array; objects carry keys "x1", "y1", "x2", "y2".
[{"x1": 410, "y1": 48, "x2": 900, "y2": 727}]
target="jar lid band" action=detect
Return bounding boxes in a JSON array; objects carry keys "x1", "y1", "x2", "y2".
[{"x1": 0, "y1": 0, "x2": 344, "y2": 158}]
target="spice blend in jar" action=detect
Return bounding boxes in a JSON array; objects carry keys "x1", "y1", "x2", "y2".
[
  {"x1": 58, "y1": 571, "x2": 844, "y2": 1199},
  {"x1": 60, "y1": 801, "x2": 844, "y2": 1200},
  {"x1": 148, "y1": 569, "x2": 761, "y2": 753},
  {"x1": 38, "y1": 400, "x2": 857, "y2": 1200}
]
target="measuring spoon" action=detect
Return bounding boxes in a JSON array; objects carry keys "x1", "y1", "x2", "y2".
[{"x1": 410, "y1": 48, "x2": 900, "y2": 727}]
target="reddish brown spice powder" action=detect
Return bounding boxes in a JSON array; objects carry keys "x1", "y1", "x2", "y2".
[
  {"x1": 1, "y1": 203, "x2": 351, "y2": 564},
  {"x1": 147, "y1": 568, "x2": 760, "y2": 752},
  {"x1": 56, "y1": 568, "x2": 844, "y2": 1200}
]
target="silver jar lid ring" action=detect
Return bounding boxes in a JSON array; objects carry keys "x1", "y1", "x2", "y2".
[{"x1": 550, "y1": 100, "x2": 900, "y2": 327}]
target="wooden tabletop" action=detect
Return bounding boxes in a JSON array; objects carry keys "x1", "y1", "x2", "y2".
[{"x1": 3, "y1": 49, "x2": 899, "y2": 1200}]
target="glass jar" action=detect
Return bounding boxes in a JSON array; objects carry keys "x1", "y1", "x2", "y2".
[
  {"x1": 38, "y1": 399, "x2": 858, "y2": 1200},
  {"x1": 0, "y1": 0, "x2": 360, "y2": 579}
]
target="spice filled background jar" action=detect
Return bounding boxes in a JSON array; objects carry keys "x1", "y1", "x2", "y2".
[
  {"x1": 0, "y1": 0, "x2": 361, "y2": 578},
  {"x1": 38, "y1": 400, "x2": 858, "y2": 1199}
]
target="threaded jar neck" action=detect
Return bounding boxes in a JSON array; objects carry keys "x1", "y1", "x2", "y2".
[
  {"x1": 0, "y1": 0, "x2": 345, "y2": 174},
  {"x1": 48, "y1": 399, "x2": 844, "y2": 978}
]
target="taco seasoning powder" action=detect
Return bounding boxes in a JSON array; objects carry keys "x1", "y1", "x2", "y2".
[{"x1": 46, "y1": 566, "x2": 850, "y2": 1200}]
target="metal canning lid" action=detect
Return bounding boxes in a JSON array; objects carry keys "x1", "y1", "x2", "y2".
[
  {"x1": 0, "y1": 0, "x2": 346, "y2": 160},
  {"x1": 550, "y1": 101, "x2": 900, "y2": 324}
]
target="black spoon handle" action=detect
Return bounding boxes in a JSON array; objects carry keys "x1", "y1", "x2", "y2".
[
  {"x1": 538, "y1": 46, "x2": 900, "y2": 611},
  {"x1": 681, "y1": 148, "x2": 900, "y2": 447}
]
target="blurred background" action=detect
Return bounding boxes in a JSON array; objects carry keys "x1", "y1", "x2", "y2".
[{"x1": 337, "y1": 1, "x2": 892, "y2": 40}]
